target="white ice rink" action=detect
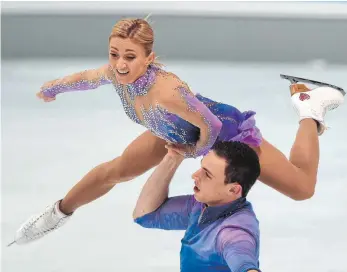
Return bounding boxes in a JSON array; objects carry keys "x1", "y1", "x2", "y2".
[{"x1": 2, "y1": 59, "x2": 347, "y2": 271}]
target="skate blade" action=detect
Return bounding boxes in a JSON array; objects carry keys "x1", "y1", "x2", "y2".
[
  {"x1": 280, "y1": 74, "x2": 346, "y2": 96},
  {"x1": 7, "y1": 241, "x2": 16, "y2": 247}
]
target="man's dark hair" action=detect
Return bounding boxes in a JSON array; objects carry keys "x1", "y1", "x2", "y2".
[{"x1": 212, "y1": 141, "x2": 260, "y2": 197}]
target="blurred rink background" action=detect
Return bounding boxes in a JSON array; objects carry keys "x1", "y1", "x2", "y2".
[{"x1": 1, "y1": 1, "x2": 347, "y2": 272}]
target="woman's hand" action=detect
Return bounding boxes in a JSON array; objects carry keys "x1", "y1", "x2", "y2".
[
  {"x1": 36, "y1": 91, "x2": 56, "y2": 102},
  {"x1": 36, "y1": 80, "x2": 59, "y2": 102}
]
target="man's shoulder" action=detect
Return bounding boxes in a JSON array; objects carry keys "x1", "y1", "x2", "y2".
[{"x1": 220, "y1": 203, "x2": 259, "y2": 235}]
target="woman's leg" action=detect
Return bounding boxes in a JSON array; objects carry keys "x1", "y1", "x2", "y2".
[
  {"x1": 253, "y1": 122, "x2": 318, "y2": 200},
  {"x1": 60, "y1": 130, "x2": 168, "y2": 214},
  {"x1": 11, "y1": 131, "x2": 168, "y2": 246},
  {"x1": 252, "y1": 84, "x2": 344, "y2": 200}
]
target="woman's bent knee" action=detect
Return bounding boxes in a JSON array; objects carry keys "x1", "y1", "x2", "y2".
[{"x1": 291, "y1": 183, "x2": 315, "y2": 201}]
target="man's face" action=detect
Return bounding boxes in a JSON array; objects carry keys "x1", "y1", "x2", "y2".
[{"x1": 191, "y1": 151, "x2": 241, "y2": 206}]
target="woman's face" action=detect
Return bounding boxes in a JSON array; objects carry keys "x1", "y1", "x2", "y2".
[{"x1": 108, "y1": 37, "x2": 154, "y2": 84}]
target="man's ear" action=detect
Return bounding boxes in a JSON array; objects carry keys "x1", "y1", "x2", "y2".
[{"x1": 228, "y1": 183, "x2": 242, "y2": 196}]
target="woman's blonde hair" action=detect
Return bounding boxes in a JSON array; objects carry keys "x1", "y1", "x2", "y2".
[{"x1": 109, "y1": 16, "x2": 163, "y2": 67}]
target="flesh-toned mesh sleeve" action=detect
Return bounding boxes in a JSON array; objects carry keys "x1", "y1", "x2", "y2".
[{"x1": 41, "y1": 64, "x2": 112, "y2": 98}]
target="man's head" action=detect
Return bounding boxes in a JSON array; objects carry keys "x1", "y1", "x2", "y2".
[{"x1": 192, "y1": 141, "x2": 260, "y2": 206}]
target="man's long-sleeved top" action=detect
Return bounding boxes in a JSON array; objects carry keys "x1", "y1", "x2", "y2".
[{"x1": 135, "y1": 196, "x2": 261, "y2": 272}]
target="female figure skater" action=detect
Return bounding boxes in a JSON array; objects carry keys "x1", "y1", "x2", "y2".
[{"x1": 10, "y1": 18, "x2": 344, "y2": 246}]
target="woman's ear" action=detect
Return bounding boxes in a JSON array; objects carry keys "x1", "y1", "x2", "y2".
[{"x1": 146, "y1": 51, "x2": 155, "y2": 65}]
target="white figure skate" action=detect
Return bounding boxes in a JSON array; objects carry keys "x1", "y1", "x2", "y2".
[
  {"x1": 8, "y1": 200, "x2": 71, "y2": 246},
  {"x1": 281, "y1": 74, "x2": 345, "y2": 135}
]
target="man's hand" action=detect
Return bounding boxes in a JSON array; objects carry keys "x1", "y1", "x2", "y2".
[{"x1": 165, "y1": 143, "x2": 188, "y2": 161}]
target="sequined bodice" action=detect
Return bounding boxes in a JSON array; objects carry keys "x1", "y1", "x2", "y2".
[
  {"x1": 112, "y1": 66, "x2": 200, "y2": 145},
  {"x1": 114, "y1": 84, "x2": 142, "y2": 124}
]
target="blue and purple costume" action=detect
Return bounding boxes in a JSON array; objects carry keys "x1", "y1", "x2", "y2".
[
  {"x1": 41, "y1": 64, "x2": 262, "y2": 157},
  {"x1": 135, "y1": 196, "x2": 261, "y2": 272}
]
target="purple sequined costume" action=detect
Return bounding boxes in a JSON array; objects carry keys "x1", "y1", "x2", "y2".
[{"x1": 41, "y1": 64, "x2": 262, "y2": 157}]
